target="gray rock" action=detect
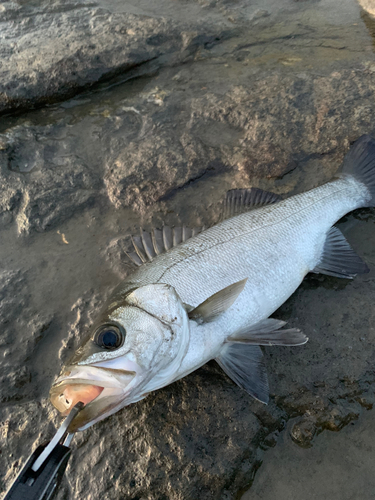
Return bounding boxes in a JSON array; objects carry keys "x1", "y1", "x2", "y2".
[
  {"x1": 102, "y1": 66, "x2": 375, "y2": 213},
  {"x1": 0, "y1": 121, "x2": 102, "y2": 233},
  {"x1": 0, "y1": 0, "x2": 221, "y2": 114},
  {"x1": 3, "y1": 63, "x2": 375, "y2": 233},
  {"x1": 1, "y1": 0, "x2": 375, "y2": 499}
]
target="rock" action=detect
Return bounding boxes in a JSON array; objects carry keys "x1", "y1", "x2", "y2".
[
  {"x1": 1, "y1": 0, "x2": 375, "y2": 499},
  {"x1": 290, "y1": 416, "x2": 317, "y2": 448},
  {"x1": 0, "y1": 268, "x2": 56, "y2": 403},
  {"x1": 357, "y1": 0, "x2": 375, "y2": 17},
  {"x1": 0, "y1": 122, "x2": 102, "y2": 233},
  {"x1": 0, "y1": 0, "x2": 221, "y2": 114},
  {"x1": 3, "y1": 64, "x2": 375, "y2": 233}
]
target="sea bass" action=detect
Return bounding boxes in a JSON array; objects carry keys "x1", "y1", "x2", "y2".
[{"x1": 50, "y1": 135, "x2": 375, "y2": 432}]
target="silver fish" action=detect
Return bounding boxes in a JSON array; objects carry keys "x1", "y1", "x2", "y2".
[{"x1": 50, "y1": 135, "x2": 375, "y2": 432}]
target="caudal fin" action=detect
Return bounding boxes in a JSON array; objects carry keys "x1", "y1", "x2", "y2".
[{"x1": 342, "y1": 134, "x2": 375, "y2": 207}]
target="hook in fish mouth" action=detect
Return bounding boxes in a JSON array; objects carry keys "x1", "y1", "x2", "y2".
[
  {"x1": 50, "y1": 365, "x2": 137, "y2": 432},
  {"x1": 51, "y1": 381, "x2": 105, "y2": 415}
]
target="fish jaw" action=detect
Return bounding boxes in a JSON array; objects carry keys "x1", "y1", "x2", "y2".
[{"x1": 50, "y1": 365, "x2": 138, "y2": 432}]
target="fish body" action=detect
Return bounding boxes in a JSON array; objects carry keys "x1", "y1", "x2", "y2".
[
  {"x1": 50, "y1": 135, "x2": 375, "y2": 431},
  {"x1": 121, "y1": 176, "x2": 366, "y2": 373}
]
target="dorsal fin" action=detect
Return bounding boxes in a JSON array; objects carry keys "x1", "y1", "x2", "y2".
[
  {"x1": 222, "y1": 188, "x2": 282, "y2": 220},
  {"x1": 125, "y1": 226, "x2": 204, "y2": 266},
  {"x1": 125, "y1": 187, "x2": 281, "y2": 266}
]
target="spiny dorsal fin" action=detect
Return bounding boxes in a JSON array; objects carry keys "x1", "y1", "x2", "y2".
[
  {"x1": 216, "y1": 344, "x2": 269, "y2": 404},
  {"x1": 222, "y1": 188, "x2": 282, "y2": 220},
  {"x1": 188, "y1": 278, "x2": 247, "y2": 323},
  {"x1": 125, "y1": 187, "x2": 281, "y2": 266},
  {"x1": 125, "y1": 226, "x2": 204, "y2": 266},
  {"x1": 313, "y1": 226, "x2": 369, "y2": 279},
  {"x1": 228, "y1": 318, "x2": 308, "y2": 346}
]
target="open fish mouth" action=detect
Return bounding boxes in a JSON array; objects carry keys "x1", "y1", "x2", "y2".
[
  {"x1": 50, "y1": 365, "x2": 136, "y2": 432},
  {"x1": 51, "y1": 381, "x2": 105, "y2": 415}
]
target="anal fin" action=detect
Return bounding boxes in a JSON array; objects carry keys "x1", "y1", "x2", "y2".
[
  {"x1": 313, "y1": 226, "x2": 369, "y2": 279},
  {"x1": 216, "y1": 344, "x2": 269, "y2": 404}
]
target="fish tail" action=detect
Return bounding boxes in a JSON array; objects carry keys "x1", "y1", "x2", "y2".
[{"x1": 342, "y1": 134, "x2": 375, "y2": 207}]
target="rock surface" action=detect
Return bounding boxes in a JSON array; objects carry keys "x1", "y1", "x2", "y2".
[
  {"x1": 0, "y1": 0, "x2": 219, "y2": 114},
  {"x1": 3, "y1": 63, "x2": 375, "y2": 233},
  {"x1": 1, "y1": 0, "x2": 375, "y2": 499},
  {"x1": 358, "y1": 0, "x2": 375, "y2": 17}
]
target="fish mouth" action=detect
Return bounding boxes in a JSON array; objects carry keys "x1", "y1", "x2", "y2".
[{"x1": 50, "y1": 365, "x2": 136, "y2": 432}]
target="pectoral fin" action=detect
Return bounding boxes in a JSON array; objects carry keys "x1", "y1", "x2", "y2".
[
  {"x1": 313, "y1": 226, "x2": 369, "y2": 279},
  {"x1": 229, "y1": 318, "x2": 308, "y2": 346},
  {"x1": 188, "y1": 278, "x2": 248, "y2": 323},
  {"x1": 216, "y1": 344, "x2": 269, "y2": 404}
]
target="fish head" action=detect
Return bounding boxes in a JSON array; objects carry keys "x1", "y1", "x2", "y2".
[{"x1": 50, "y1": 283, "x2": 190, "y2": 432}]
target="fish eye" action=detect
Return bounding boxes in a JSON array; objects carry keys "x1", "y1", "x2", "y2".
[{"x1": 94, "y1": 324, "x2": 124, "y2": 350}]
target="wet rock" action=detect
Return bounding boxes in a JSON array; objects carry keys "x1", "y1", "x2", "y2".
[
  {"x1": 1, "y1": 1, "x2": 375, "y2": 499},
  {"x1": 245, "y1": 409, "x2": 375, "y2": 500},
  {"x1": 289, "y1": 400, "x2": 361, "y2": 448},
  {"x1": 0, "y1": 0, "x2": 221, "y2": 114},
  {"x1": 0, "y1": 121, "x2": 102, "y2": 233},
  {"x1": 0, "y1": 269, "x2": 55, "y2": 403},
  {"x1": 277, "y1": 383, "x2": 363, "y2": 447},
  {"x1": 3, "y1": 63, "x2": 375, "y2": 234},
  {"x1": 0, "y1": 0, "x2": 372, "y2": 233},
  {"x1": 358, "y1": 0, "x2": 375, "y2": 17},
  {"x1": 261, "y1": 432, "x2": 279, "y2": 450},
  {"x1": 290, "y1": 416, "x2": 317, "y2": 448},
  {"x1": 77, "y1": 65, "x2": 375, "y2": 213}
]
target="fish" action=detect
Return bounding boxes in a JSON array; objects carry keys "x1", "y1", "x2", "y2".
[{"x1": 50, "y1": 134, "x2": 375, "y2": 432}]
